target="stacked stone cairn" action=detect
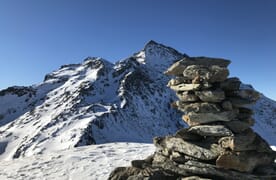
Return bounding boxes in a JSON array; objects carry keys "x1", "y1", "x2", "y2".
[{"x1": 109, "y1": 57, "x2": 276, "y2": 180}]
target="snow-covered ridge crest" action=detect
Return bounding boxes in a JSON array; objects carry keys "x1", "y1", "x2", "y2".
[{"x1": 0, "y1": 40, "x2": 275, "y2": 160}]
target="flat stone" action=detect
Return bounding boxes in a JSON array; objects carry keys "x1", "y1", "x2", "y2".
[
  {"x1": 182, "y1": 111, "x2": 237, "y2": 126},
  {"x1": 176, "y1": 91, "x2": 199, "y2": 102},
  {"x1": 152, "y1": 158, "x2": 260, "y2": 180},
  {"x1": 216, "y1": 151, "x2": 275, "y2": 173},
  {"x1": 154, "y1": 136, "x2": 219, "y2": 160},
  {"x1": 164, "y1": 57, "x2": 231, "y2": 76},
  {"x1": 220, "y1": 77, "x2": 241, "y2": 91},
  {"x1": 183, "y1": 65, "x2": 229, "y2": 83},
  {"x1": 176, "y1": 102, "x2": 221, "y2": 113},
  {"x1": 170, "y1": 83, "x2": 201, "y2": 91},
  {"x1": 195, "y1": 90, "x2": 225, "y2": 102},
  {"x1": 188, "y1": 125, "x2": 233, "y2": 137}
]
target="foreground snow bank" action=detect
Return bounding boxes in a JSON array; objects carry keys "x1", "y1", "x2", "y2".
[{"x1": 0, "y1": 143, "x2": 155, "y2": 180}]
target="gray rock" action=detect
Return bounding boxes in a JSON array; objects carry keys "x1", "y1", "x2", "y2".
[
  {"x1": 164, "y1": 57, "x2": 231, "y2": 76},
  {"x1": 169, "y1": 83, "x2": 201, "y2": 91},
  {"x1": 224, "y1": 120, "x2": 253, "y2": 133},
  {"x1": 216, "y1": 151, "x2": 275, "y2": 173},
  {"x1": 220, "y1": 77, "x2": 241, "y2": 91},
  {"x1": 167, "y1": 77, "x2": 192, "y2": 86},
  {"x1": 176, "y1": 92, "x2": 199, "y2": 102},
  {"x1": 226, "y1": 89, "x2": 260, "y2": 102},
  {"x1": 218, "y1": 129, "x2": 256, "y2": 151},
  {"x1": 183, "y1": 65, "x2": 229, "y2": 83},
  {"x1": 227, "y1": 97, "x2": 254, "y2": 108},
  {"x1": 152, "y1": 158, "x2": 260, "y2": 180},
  {"x1": 182, "y1": 111, "x2": 237, "y2": 126},
  {"x1": 221, "y1": 101, "x2": 233, "y2": 111},
  {"x1": 195, "y1": 90, "x2": 225, "y2": 102},
  {"x1": 108, "y1": 166, "x2": 142, "y2": 180},
  {"x1": 175, "y1": 128, "x2": 202, "y2": 141},
  {"x1": 188, "y1": 125, "x2": 233, "y2": 137},
  {"x1": 176, "y1": 102, "x2": 221, "y2": 113},
  {"x1": 154, "y1": 136, "x2": 219, "y2": 161}
]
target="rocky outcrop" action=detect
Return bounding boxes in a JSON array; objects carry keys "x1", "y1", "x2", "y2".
[{"x1": 109, "y1": 56, "x2": 276, "y2": 179}]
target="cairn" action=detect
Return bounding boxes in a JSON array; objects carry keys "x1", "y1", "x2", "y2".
[{"x1": 109, "y1": 57, "x2": 276, "y2": 180}]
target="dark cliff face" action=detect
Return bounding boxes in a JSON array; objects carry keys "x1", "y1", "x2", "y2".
[{"x1": 0, "y1": 41, "x2": 275, "y2": 160}]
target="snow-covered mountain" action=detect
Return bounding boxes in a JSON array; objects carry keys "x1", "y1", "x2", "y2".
[{"x1": 0, "y1": 41, "x2": 275, "y2": 160}]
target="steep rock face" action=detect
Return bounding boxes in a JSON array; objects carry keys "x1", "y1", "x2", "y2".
[{"x1": 0, "y1": 41, "x2": 275, "y2": 160}]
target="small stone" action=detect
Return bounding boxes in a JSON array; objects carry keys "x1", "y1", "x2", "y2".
[
  {"x1": 188, "y1": 125, "x2": 233, "y2": 137},
  {"x1": 182, "y1": 111, "x2": 237, "y2": 126},
  {"x1": 220, "y1": 77, "x2": 241, "y2": 91},
  {"x1": 195, "y1": 89, "x2": 225, "y2": 102}
]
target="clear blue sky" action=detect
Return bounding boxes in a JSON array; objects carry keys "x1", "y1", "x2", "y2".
[{"x1": 1, "y1": 0, "x2": 276, "y2": 100}]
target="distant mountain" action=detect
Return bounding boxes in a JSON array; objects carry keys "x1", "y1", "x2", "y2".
[{"x1": 0, "y1": 41, "x2": 275, "y2": 160}]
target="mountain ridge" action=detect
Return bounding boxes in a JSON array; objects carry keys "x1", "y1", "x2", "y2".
[{"x1": 0, "y1": 41, "x2": 275, "y2": 160}]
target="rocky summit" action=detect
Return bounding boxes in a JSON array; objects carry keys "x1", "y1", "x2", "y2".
[{"x1": 109, "y1": 57, "x2": 276, "y2": 179}]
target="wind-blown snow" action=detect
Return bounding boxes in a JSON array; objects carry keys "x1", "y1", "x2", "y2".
[{"x1": 0, "y1": 143, "x2": 155, "y2": 180}]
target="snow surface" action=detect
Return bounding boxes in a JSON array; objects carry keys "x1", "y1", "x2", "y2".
[
  {"x1": 0, "y1": 143, "x2": 155, "y2": 180},
  {"x1": 0, "y1": 143, "x2": 274, "y2": 180}
]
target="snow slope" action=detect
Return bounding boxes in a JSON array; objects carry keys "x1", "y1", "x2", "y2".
[
  {"x1": 0, "y1": 143, "x2": 155, "y2": 180},
  {"x1": 0, "y1": 40, "x2": 275, "y2": 161},
  {"x1": 0, "y1": 143, "x2": 274, "y2": 180}
]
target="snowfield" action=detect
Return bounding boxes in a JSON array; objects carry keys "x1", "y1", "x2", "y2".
[{"x1": 0, "y1": 143, "x2": 155, "y2": 180}]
